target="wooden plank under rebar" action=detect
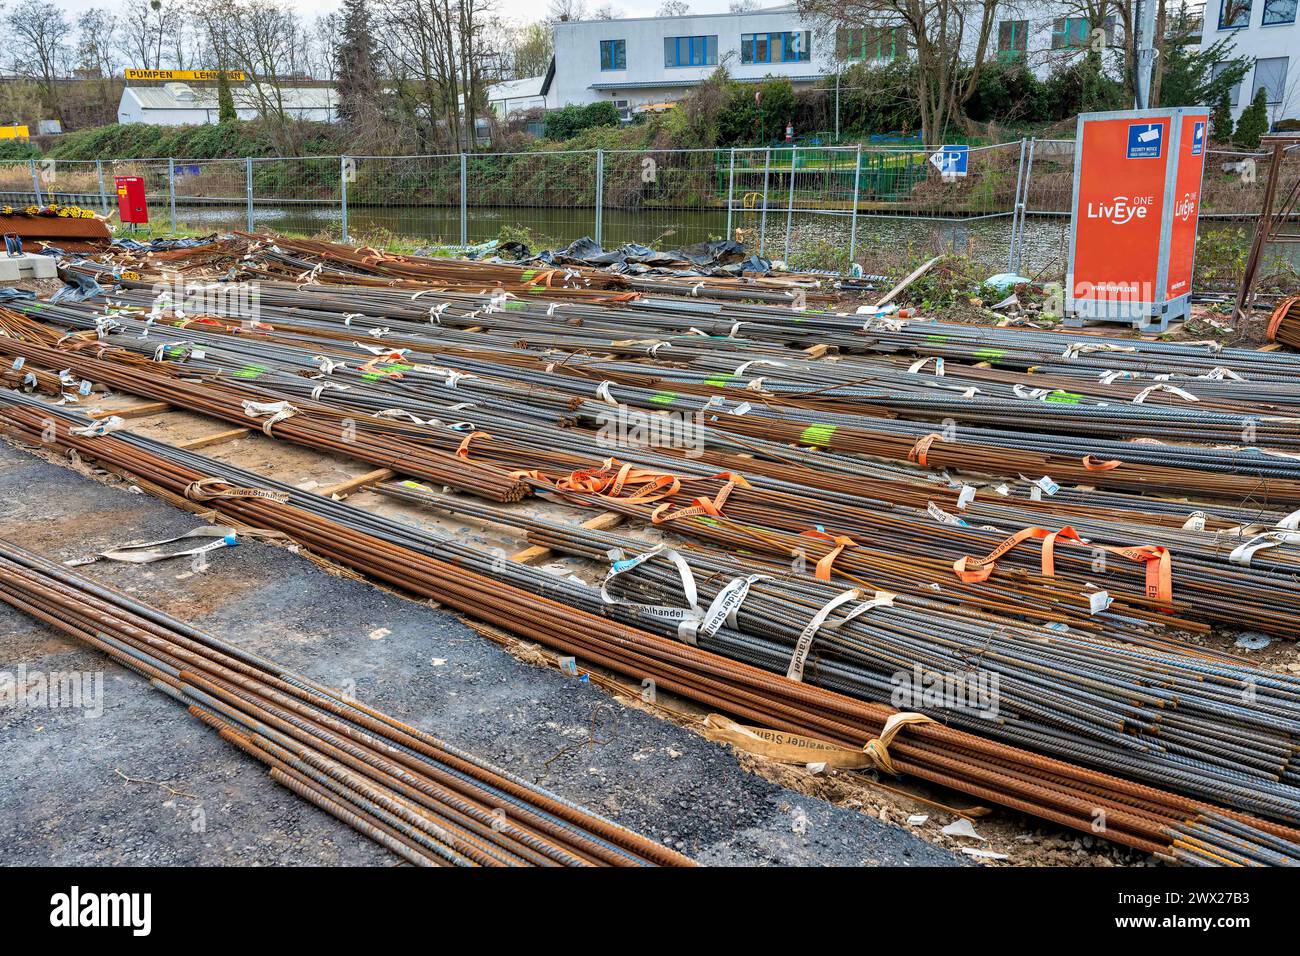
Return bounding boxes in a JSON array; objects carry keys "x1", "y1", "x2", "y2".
[
  {"x1": 174, "y1": 427, "x2": 252, "y2": 450},
  {"x1": 318, "y1": 468, "x2": 396, "y2": 498},
  {"x1": 113, "y1": 401, "x2": 172, "y2": 419}
]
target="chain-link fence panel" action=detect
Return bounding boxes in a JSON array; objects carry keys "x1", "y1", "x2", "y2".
[
  {"x1": 0, "y1": 160, "x2": 38, "y2": 206},
  {"x1": 346, "y1": 155, "x2": 462, "y2": 245},
  {"x1": 601, "y1": 148, "x2": 726, "y2": 249},
  {"x1": 1202, "y1": 147, "x2": 1277, "y2": 219},
  {"x1": 462, "y1": 150, "x2": 599, "y2": 248},
  {"x1": 248, "y1": 156, "x2": 342, "y2": 238},
  {"x1": 24, "y1": 160, "x2": 105, "y2": 211},
  {"x1": 169, "y1": 158, "x2": 251, "y2": 235}
]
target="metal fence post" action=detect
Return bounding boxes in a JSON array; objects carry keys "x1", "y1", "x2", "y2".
[
  {"x1": 96, "y1": 160, "x2": 108, "y2": 214},
  {"x1": 459, "y1": 153, "x2": 468, "y2": 248},
  {"x1": 759, "y1": 148, "x2": 771, "y2": 258},
  {"x1": 848, "y1": 145, "x2": 862, "y2": 270},
  {"x1": 1015, "y1": 138, "x2": 1038, "y2": 275},
  {"x1": 783, "y1": 146, "x2": 797, "y2": 265},
  {"x1": 168, "y1": 158, "x2": 178, "y2": 234},
  {"x1": 245, "y1": 158, "x2": 254, "y2": 232},
  {"x1": 340, "y1": 155, "x2": 349, "y2": 243},
  {"x1": 28, "y1": 159, "x2": 42, "y2": 206},
  {"x1": 725, "y1": 147, "x2": 736, "y2": 240},
  {"x1": 1008, "y1": 139, "x2": 1027, "y2": 272},
  {"x1": 594, "y1": 149, "x2": 604, "y2": 247}
]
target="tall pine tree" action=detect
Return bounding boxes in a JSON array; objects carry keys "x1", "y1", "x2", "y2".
[
  {"x1": 1235, "y1": 88, "x2": 1270, "y2": 149},
  {"x1": 216, "y1": 68, "x2": 237, "y2": 124},
  {"x1": 336, "y1": 0, "x2": 379, "y2": 124}
]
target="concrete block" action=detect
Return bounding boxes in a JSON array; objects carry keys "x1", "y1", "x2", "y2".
[{"x1": 0, "y1": 253, "x2": 57, "y2": 282}]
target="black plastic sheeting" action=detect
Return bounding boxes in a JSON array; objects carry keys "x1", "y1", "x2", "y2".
[
  {"x1": 110, "y1": 235, "x2": 218, "y2": 252},
  {"x1": 486, "y1": 236, "x2": 772, "y2": 277}
]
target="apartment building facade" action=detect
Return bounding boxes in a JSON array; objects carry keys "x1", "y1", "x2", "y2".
[
  {"x1": 549, "y1": 6, "x2": 831, "y2": 113},
  {"x1": 1202, "y1": 0, "x2": 1297, "y2": 124},
  {"x1": 545, "y1": 4, "x2": 1120, "y2": 114}
]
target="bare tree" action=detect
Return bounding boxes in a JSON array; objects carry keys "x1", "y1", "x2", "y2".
[
  {"x1": 592, "y1": 4, "x2": 621, "y2": 18},
  {"x1": 505, "y1": 22, "x2": 554, "y2": 79},
  {"x1": 311, "y1": 13, "x2": 343, "y2": 83},
  {"x1": 5, "y1": 0, "x2": 71, "y2": 124},
  {"x1": 198, "y1": 0, "x2": 312, "y2": 149},
  {"x1": 76, "y1": 8, "x2": 120, "y2": 79},
  {"x1": 658, "y1": 1, "x2": 689, "y2": 15},
  {"x1": 547, "y1": 0, "x2": 588, "y2": 21},
  {"x1": 121, "y1": 0, "x2": 185, "y2": 70},
  {"x1": 797, "y1": 0, "x2": 999, "y2": 144},
  {"x1": 377, "y1": 0, "x2": 506, "y2": 152}
]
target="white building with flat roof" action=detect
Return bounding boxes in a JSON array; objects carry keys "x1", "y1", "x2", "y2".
[
  {"x1": 1201, "y1": 0, "x2": 1297, "y2": 124},
  {"x1": 117, "y1": 82, "x2": 338, "y2": 126},
  {"x1": 550, "y1": 6, "x2": 830, "y2": 112}
]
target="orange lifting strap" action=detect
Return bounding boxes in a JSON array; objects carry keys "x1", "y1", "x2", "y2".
[{"x1": 953, "y1": 524, "x2": 1173, "y2": 603}]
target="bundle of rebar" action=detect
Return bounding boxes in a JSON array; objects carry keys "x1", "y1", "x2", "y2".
[
  {"x1": 0, "y1": 537, "x2": 692, "y2": 867},
  {"x1": 4, "y1": 392, "x2": 1300, "y2": 864},
  {"x1": 1269, "y1": 296, "x2": 1300, "y2": 350}
]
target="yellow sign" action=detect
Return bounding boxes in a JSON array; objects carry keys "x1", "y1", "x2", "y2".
[
  {"x1": 0, "y1": 125, "x2": 30, "y2": 139},
  {"x1": 124, "y1": 69, "x2": 246, "y2": 82}
]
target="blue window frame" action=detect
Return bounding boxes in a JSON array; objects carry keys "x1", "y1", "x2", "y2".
[
  {"x1": 600, "y1": 38, "x2": 626, "y2": 70},
  {"x1": 1219, "y1": 0, "x2": 1252, "y2": 28},
  {"x1": 1263, "y1": 0, "x2": 1296, "y2": 24},
  {"x1": 741, "y1": 31, "x2": 811, "y2": 64},
  {"x1": 663, "y1": 35, "x2": 717, "y2": 68}
]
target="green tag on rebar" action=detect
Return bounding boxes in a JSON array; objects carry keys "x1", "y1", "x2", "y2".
[
  {"x1": 233, "y1": 364, "x2": 269, "y2": 380},
  {"x1": 703, "y1": 374, "x2": 734, "y2": 388},
  {"x1": 973, "y1": 348, "x2": 1004, "y2": 360},
  {"x1": 1045, "y1": 390, "x2": 1081, "y2": 404},
  {"x1": 801, "y1": 423, "x2": 836, "y2": 447},
  {"x1": 362, "y1": 362, "x2": 413, "y2": 381},
  {"x1": 521, "y1": 270, "x2": 537, "y2": 281},
  {"x1": 926, "y1": 334, "x2": 948, "y2": 342},
  {"x1": 504, "y1": 301, "x2": 525, "y2": 311},
  {"x1": 650, "y1": 391, "x2": 677, "y2": 405}
]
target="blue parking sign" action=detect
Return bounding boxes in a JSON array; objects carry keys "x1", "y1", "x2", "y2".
[
  {"x1": 1126, "y1": 123, "x2": 1163, "y2": 159},
  {"x1": 1191, "y1": 120, "x2": 1205, "y2": 155},
  {"x1": 929, "y1": 144, "x2": 969, "y2": 176}
]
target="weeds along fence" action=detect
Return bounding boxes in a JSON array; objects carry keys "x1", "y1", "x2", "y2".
[{"x1": 0, "y1": 140, "x2": 1289, "y2": 277}]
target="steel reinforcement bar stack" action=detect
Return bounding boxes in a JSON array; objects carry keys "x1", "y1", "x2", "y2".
[
  {"x1": 3, "y1": 392, "x2": 1299, "y2": 865},
  {"x1": 0, "y1": 537, "x2": 691, "y2": 868}
]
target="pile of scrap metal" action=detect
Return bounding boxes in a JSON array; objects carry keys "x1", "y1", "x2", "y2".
[{"x1": 85, "y1": 232, "x2": 834, "y2": 305}]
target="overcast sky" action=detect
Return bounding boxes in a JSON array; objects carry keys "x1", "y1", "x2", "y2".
[{"x1": 49, "y1": 0, "x2": 747, "y2": 30}]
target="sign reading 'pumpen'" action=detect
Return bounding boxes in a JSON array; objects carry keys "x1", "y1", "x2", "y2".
[{"x1": 124, "y1": 69, "x2": 247, "y2": 82}]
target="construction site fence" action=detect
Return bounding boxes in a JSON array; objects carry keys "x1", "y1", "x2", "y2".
[{"x1": 0, "y1": 140, "x2": 1291, "y2": 275}]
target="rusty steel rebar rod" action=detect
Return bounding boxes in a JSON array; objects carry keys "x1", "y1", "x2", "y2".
[{"x1": 0, "y1": 536, "x2": 692, "y2": 868}]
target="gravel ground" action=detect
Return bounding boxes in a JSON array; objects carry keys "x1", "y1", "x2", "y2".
[{"x1": 0, "y1": 440, "x2": 964, "y2": 867}]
